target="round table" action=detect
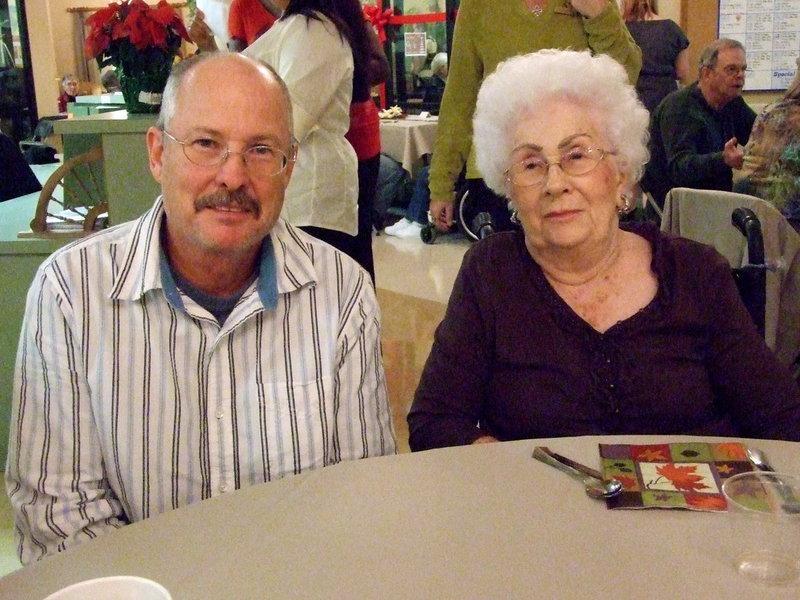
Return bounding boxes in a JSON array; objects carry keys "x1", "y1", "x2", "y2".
[{"x1": 3, "y1": 435, "x2": 800, "y2": 599}]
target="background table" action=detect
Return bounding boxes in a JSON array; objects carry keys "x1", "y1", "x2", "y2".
[
  {"x1": 55, "y1": 110, "x2": 158, "y2": 226},
  {"x1": 379, "y1": 117, "x2": 438, "y2": 176},
  {"x1": 2, "y1": 435, "x2": 799, "y2": 599}
]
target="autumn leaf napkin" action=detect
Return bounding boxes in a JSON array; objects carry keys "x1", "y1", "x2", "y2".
[{"x1": 599, "y1": 442, "x2": 755, "y2": 511}]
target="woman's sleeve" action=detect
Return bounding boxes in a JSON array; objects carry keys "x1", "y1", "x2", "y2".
[
  {"x1": 582, "y1": 1, "x2": 642, "y2": 85},
  {"x1": 407, "y1": 247, "x2": 494, "y2": 450},
  {"x1": 427, "y1": 0, "x2": 480, "y2": 203}
]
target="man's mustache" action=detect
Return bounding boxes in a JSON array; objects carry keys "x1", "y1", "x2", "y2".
[{"x1": 194, "y1": 189, "x2": 261, "y2": 217}]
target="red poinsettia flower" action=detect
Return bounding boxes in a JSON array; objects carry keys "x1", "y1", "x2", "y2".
[{"x1": 83, "y1": 0, "x2": 190, "y2": 72}]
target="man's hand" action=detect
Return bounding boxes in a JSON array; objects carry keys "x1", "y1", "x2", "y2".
[
  {"x1": 723, "y1": 137, "x2": 745, "y2": 170},
  {"x1": 429, "y1": 198, "x2": 454, "y2": 232},
  {"x1": 570, "y1": 0, "x2": 609, "y2": 19}
]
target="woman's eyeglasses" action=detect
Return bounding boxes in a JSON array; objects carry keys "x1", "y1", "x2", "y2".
[{"x1": 505, "y1": 146, "x2": 614, "y2": 187}]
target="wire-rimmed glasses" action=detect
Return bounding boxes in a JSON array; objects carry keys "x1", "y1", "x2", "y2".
[
  {"x1": 161, "y1": 129, "x2": 295, "y2": 177},
  {"x1": 505, "y1": 146, "x2": 615, "y2": 188},
  {"x1": 718, "y1": 64, "x2": 749, "y2": 76}
]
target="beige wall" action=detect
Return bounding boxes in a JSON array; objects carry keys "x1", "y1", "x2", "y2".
[{"x1": 27, "y1": 0, "x2": 108, "y2": 115}]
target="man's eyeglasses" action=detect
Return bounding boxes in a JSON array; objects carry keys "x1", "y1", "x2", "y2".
[
  {"x1": 505, "y1": 146, "x2": 615, "y2": 187},
  {"x1": 717, "y1": 64, "x2": 749, "y2": 76},
  {"x1": 161, "y1": 129, "x2": 296, "y2": 177}
]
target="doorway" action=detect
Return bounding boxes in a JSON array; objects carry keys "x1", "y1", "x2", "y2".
[{"x1": 0, "y1": 0, "x2": 36, "y2": 142}]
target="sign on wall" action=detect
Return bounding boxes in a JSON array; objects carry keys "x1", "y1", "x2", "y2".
[{"x1": 719, "y1": 0, "x2": 799, "y2": 91}]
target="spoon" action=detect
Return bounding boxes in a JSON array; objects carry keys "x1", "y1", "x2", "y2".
[
  {"x1": 532, "y1": 446, "x2": 623, "y2": 499},
  {"x1": 746, "y1": 447, "x2": 776, "y2": 472},
  {"x1": 745, "y1": 447, "x2": 800, "y2": 513}
]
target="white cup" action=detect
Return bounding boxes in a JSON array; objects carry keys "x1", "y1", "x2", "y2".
[
  {"x1": 43, "y1": 575, "x2": 172, "y2": 600},
  {"x1": 722, "y1": 471, "x2": 800, "y2": 585}
]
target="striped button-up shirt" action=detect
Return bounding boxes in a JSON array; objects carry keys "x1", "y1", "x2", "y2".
[{"x1": 6, "y1": 198, "x2": 396, "y2": 564}]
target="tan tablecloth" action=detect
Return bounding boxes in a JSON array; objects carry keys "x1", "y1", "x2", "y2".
[
  {"x1": 3, "y1": 435, "x2": 800, "y2": 599},
  {"x1": 379, "y1": 118, "x2": 438, "y2": 175}
]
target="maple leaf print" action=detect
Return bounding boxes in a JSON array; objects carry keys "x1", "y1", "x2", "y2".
[
  {"x1": 656, "y1": 463, "x2": 710, "y2": 492},
  {"x1": 685, "y1": 494, "x2": 727, "y2": 511},
  {"x1": 634, "y1": 447, "x2": 669, "y2": 462},
  {"x1": 716, "y1": 463, "x2": 734, "y2": 475},
  {"x1": 615, "y1": 475, "x2": 638, "y2": 491},
  {"x1": 714, "y1": 443, "x2": 747, "y2": 460}
]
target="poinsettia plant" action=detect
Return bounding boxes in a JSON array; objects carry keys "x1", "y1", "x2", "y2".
[{"x1": 83, "y1": 0, "x2": 190, "y2": 74}]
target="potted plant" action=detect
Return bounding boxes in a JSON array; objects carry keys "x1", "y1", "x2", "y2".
[{"x1": 83, "y1": 0, "x2": 190, "y2": 113}]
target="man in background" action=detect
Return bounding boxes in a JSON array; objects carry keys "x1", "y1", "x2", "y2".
[
  {"x1": 643, "y1": 38, "x2": 757, "y2": 209},
  {"x1": 6, "y1": 52, "x2": 395, "y2": 564}
]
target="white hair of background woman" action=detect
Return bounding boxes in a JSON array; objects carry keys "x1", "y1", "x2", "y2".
[{"x1": 473, "y1": 49, "x2": 650, "y2": 198}]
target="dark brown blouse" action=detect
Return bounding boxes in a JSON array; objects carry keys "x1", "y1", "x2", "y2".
[{"x1": 408, "y1": 223, "x2": 800, "y2": 450}]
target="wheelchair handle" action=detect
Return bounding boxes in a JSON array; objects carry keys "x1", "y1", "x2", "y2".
[
  {"x1": 731, "y1": 207, "x2": 765, "y2": 265},
  {"x1": 472, "y1": 212, "x2": 495, "y2": 240}
]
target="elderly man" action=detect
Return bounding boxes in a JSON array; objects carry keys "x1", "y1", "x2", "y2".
[
  {"x1": 6, "y1": 52, "x2": 396, "y2": 565},
  {"x1": 643, "y1": 38, "x2": 757, "y2": 209}
]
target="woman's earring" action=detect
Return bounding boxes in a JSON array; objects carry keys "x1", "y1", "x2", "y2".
[
  {"x1": 618, "y1": 194, "x2": 635, "y2": 215},
  {"x1": 510, "y1": 210, "x2": 520, "y2": 225}
]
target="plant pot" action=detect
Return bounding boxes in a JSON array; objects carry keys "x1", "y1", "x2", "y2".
[{"x1": 117, "y1": 60, "x2": 172, "y2": 114}]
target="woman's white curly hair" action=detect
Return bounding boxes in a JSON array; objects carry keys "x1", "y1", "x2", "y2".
[{"x1": 473, "y1": 49, "x2": 650, "y2": 198}]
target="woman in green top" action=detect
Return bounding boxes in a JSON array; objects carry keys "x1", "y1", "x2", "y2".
[{"x1": 427, "y1": 0, "x2": 641, "y2": 232}]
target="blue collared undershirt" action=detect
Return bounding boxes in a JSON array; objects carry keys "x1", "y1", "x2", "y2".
[{"x1": 159, "y1": 229, "x2": 279, "y2": 324}]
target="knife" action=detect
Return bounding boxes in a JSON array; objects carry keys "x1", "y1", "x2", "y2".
[{"x1": 533, "y1": 446, "x2": 606, "y2": 481}]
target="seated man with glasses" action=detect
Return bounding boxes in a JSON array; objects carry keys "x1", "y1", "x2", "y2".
[
  {"x1": 6, "y1": 52, "x2": 396, "y2": 565},
  {"x1": 642, "y1": 38, "x2": 757, "y2": 212}
]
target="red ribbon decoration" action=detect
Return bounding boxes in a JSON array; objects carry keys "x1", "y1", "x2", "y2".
[{"x1": 363, "y1": 5, "x2": 393, "y2": 42}]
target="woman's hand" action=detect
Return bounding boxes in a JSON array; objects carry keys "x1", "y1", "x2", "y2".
[
  {"x1": 472, "y1": 435, "x2": 499, "y2": 444},
  {"x1": 188, "y1": 9, "x2": 218, "y2": 53},
  {"x1": 570, "y1": 0, "x2": 609, "y2": 19},
  {"x1": 429, "y1": 198, "x2": 454, "y2": 232}
]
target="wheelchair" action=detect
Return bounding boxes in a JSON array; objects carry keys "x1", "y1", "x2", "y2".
[{"x1": 421, "y1": 179, "x2": 518, "y2": 244}]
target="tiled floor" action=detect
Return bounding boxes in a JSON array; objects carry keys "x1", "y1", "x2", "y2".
[{"x1": 0, "y1": 203, "x2": 470, "y2": 574}]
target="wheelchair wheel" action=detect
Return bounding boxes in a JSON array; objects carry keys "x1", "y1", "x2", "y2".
[
  {"x1": 456, "y1": 182, "x2": 517, "y2": 240},
  {"x1": 421, "y1": 224, "x2": 438, "y2": 244},
  {"x1": 456, "y1": 189, "x2": 480, "y2": 241}
]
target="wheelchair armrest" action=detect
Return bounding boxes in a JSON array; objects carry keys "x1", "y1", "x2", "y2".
[{"x1": 731, "y1": 207, "x2": 765, "y2": 266}]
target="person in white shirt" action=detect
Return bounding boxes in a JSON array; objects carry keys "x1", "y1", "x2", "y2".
[
  {"x1": 243, "y1": 0, "x2": 361, "y2": 268},
  {"x1": 5, "y1": 52, "x2": 396, "y2": 565}
]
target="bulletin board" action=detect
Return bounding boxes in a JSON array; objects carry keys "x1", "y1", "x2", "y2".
[{"x1": 718, "y1": 0, "x2": 799, "y2": 91}]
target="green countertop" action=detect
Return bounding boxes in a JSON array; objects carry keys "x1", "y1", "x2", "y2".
[
  {"x1": 54, "y1": 110, "x2": 157, "y2": 135},
  {"x1": 74, "y1": 92, "x2": 125, "y2": 105},
  {"x1": 0, "y1": 193, "x2": 72, "y2": 254}
]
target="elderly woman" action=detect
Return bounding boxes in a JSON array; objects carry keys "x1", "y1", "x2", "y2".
[{"x1": 407, "y1": 50, "x2": 800, "y2": 450}]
